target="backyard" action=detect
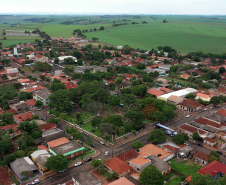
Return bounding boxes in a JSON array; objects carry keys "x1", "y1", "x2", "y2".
[
  {"x1": 169, "y1": 158, "x2": 202, "y2": 176},
  {"x1": 0, "y1": 166, "x2": 19, "y2": 185}
]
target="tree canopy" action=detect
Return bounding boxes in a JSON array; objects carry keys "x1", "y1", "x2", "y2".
[
  {"x1": 140, "y1": 166, "x2": 164, "y2": 185},
  {"x1": 46, "y1": 154, "x2": 69, "y2": 171},
  {"x1": 147, "y1": 129, "x2": 167, "y2": 143}
]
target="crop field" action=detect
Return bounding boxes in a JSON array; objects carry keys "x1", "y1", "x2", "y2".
[{"x1": 1, "y1": 15, "x2": 226, "y2": 53}]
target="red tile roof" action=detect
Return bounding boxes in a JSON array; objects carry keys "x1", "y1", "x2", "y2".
[
  {"x1": 185, "y1": 175, "x2": 192, "y2": 182},
  {"x1": 38, "y1": 145, "x2": 49, "y2": 152},
  {"x1": 194, "y1": 151, "x2": 210, "y2": 162},
  {"x1": 179, "y1": 124, "x2": 207, "y2": 135},
  {"x1": 13, "y1": 112, "x2": 33, "y2": 122},
  {"x1": 35, "y1": 54, "x2": 44, "y2": 58},
  {"x1": 0, "y1": 123, "x2": 19, "y2": 131},
  {"x1": 4, "y1": 109, "x2": 17, "y2": 114},
  {"x1": 146, "y1": 64, "x2": 162, "y2": 68},
  {"x1": 204, "y1": 137, "x2": 216, "y2": 143},
  {"x1": 178, "y1": 99, "x2": 202, "y2": 109},
  {"x1": 47, "y1": 137, "x2": 70, "y2": 148},
  {"x1": 147, "y1": 88, "x2": 164, "y2": 96},
  {"x1": 66, "y1": 84, "x2": 78, "y2": 90},
  {"x1": 162, "y1": 145, "x2": 179, "y2": 153},
  {"x1": 198, "y1": 160, "x2": 226, "y2": 177},
  {"x1": 39, "y1": 123, "x2": 57, "y2": 131},
  {"x1": 129, "y1": 157, "x2": 150, "y2": 165},
  {"x1": 216, "y1": 109, "x2": 226, "y2": 117},
  {"x1": 26, "y1": 99, "x2": 36, "y2": 106},
  {"x1": 160, "y1": 87, "x2": 171, "y2": 92},
  {"x1": 195, "y1": 117, "x2": 226, "y2": 128},
  {"x1": 104, "y1": 157, "x2": 132, "y2": 175},
  {"x1": 124, "y1": 74, "x2": 132, "y2": 78},
  {"x1": 117, "y1": 150, "x2": 139, "y2": 162}
]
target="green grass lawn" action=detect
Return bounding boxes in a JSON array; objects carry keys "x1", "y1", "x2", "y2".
[
  {"x1": 80, "y1": 121, "x2": 101, "y2": 137},
  {"x1": 169, "y1": 159, "x2": 201, "y2": 176},
  {"x1": 23, "y1": 66, "x2": 33, "y2": 73},
  {"x1": 68, "y1": 111, "x2": 92, "y2": 124},
  {"x1": 166, "y1": 176, "x2": 185, "y2": 185},
  {"x1": 0, "y1": 84, "x2": 17, "y2": 95}
]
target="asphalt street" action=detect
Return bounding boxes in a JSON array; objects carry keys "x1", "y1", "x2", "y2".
[{"x1": 34, "y1": 104, "x2": 226, "y2": 185}]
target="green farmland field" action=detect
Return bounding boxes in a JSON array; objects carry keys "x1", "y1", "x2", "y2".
[{"x1": 1, "y1": 15, "x2": 226, "y2": 54}]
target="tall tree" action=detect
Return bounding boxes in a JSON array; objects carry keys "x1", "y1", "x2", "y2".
[
  {"x1": 140, "y1": 166, "x2": 164, "y2": 185},
  {"x1": 131, "y1": 139, "x2": 143, "y2": 149},
  {"x1": 147, "y1": 129, "x2": 167, "y2": 143},
  {"x1": 46, "y1": 154, "x2": 69, "y2": 171}
]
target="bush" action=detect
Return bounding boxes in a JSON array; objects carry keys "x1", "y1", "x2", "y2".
[{"x1": 15, "y1": 150, "x2": 26, "y2": 158}]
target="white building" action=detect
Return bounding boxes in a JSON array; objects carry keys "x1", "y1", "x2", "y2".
[
  {"x1": 158, "y1": 88, "x2": 198, "y2": 101},
  {"x1": 58, "y1": 56, "x2": 77, "y2": 63}
]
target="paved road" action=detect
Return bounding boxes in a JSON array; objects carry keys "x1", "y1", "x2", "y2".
[
  {"x1": 168, "y1": 104, "x2": 226, "y2": 130},
  {"x1": 35, "y1": 105, "x2": 226, "y2": 185}
]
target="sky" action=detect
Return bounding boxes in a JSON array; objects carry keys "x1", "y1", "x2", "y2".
[{"x1": 1, "y1": 0, "x2": 226, "y2": 15}]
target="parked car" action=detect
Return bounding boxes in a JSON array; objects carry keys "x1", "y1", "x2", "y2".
[
  {"x1": 184, "y1": 143, "x2": 189, "y2": 146},
  {"x1": 37, "y1": 108, "x2": 43, "y2": 111},
  {"x1": 32, "y1": 179, "x2": 40, "y2": 185},
  {"x1": 59, "y1": 169, "x2": 66, "y2": 173},
  {"x1": 118, "y1": 104, "x2": 124, "y2": 108},
  {"x1": 91, "y1": 143, "x2": 95, "y2": 148},
  {"x1": 100, "y1": 141, "x2": 105, "y2": 145},
  {"x1": 198, "y1": 143, "x2": 203, "y2": 147},
  {"x1": 85, "y1": 157, "x2": 92, "y2": 162},
  {"x1": 186, "y1": 115, "x2": 190, "y2": 118},
  {"x1": 201, "y1": 109, "x2": 205, "y2": 112},
  {"x1": 210, "y1": 107, "x2": 214, "y2": 109},
  {"x1": 217, "y1": 151, "x2": 223, "y2": 155},
  {"x1": 204, "y1": 108, "x2": 208, "y2": 111},
  {"x1": 75, "y1": 161, "x2": 83, "y2": 167},
  {"x1": 26, "y1": 184, "x2": 31, "y2": 185},
  {"x1": 105, "y1": 151, "x2": 109, "y2": 156}
]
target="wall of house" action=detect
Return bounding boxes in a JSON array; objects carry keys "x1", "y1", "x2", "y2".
[
  {"x1": 129, "y1": 161, "x2": 152, "y2": 173},
  {"x1": 66, "y1": 149, "x2": 83, "y2": 159},
  {"x1": 178, "y1": 128, "x2": 193, "y2": 138},
  {"x1": 216, "y1": 132, "x2": 226, "y2": 142},
  {"x1": 163, "y1": 154, "x2": 175, "y2": 161},
  {"x1": 194, "y1": 157, "x2": 208, "y2": 165}
]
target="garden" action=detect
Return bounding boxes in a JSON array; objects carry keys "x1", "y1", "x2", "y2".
[{"x1": 169, "y1": 158, "x2": 202, "y2": 176}]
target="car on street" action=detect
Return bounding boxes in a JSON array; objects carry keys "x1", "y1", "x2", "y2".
[
  {"x1": 100, "y1": 141, "x2": 105, "y2": 145},
  {"x1": 26, "y1": 184, "x2": 31, "y2": 185},
  {"x1": 85, "y1": 157, "x2": 92, "y2": 162},
  {"x1": 186, "y1": 115, "x2": 190, "y2": 118},
  {"x1": 37, "y1": 108, "x2": 43, "y2": 111},
  {"x1": 75, "y1": 161, "x2": 83, "y2": 167},
  {"x1": 204, "y1": 108, "x2": 208, "y2": 111},
  {"x1": 91, "y1": 143, "x2": 95, "y2": 148},
  {"x1": 32, "y1": 179, "x2": 40, "y2": 184},
  {"x1": 210, "y1": 107, "x2": 214, "y2": 109},
  {"x1": 198, "y1": 143, "x2": 203, "y2": 147},
  {"x1": 59, "y1": 169, "x2": 66, "y2": 173},
  {"x1": 217, "y1": 151, "x2": 223, "y2": 155},
  {"x1": 184, "y1": 143, "x2": 189, "y2": 146},
  {"x1": 105, "y1": 151, "x2": 109, "y2": 156}
]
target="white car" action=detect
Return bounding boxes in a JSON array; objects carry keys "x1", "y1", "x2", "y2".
[
  {"x1": 37, "y1": 108, "x2": 43, "y2": 111},
  {"x1": 186, "y1": 115, "x2": 190, "y2": 118},
  {"x1": 32, "y1": 179, "x2": 40, "y2": 184},
  {"x1": 75, "y1": 161, "x2": 83, "y2": 167},
  {"x1": 100, "y1": 141, "x2": 105, "y2": 145},
  {"x1": 105, "y1": 151, "x2": 109, "y2": 156}
]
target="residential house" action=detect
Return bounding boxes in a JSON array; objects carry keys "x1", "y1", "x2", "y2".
[
  {"x1": 129, "y1": 158, "x2": 152, "y2": 173},
  {"x1": 31, "y1": 150, "x2": 52, "y2": 175},
  {"x1": 158, "y1": 64, "x2": 171, "y2": 73},
  {"x1": 121, "y1": 81, "x2": 132, "y2": 89},
  {"x1": 160, "y1": 87, "x2": 171, "y2": 93},
  {"x1": 198, "y1": 160, "x2": 226, "y2": 179},
  {"x1": 0, "y1": 123, "x2": 20, "y2": 137},
  {"x1": 203, "y1": 137, "x2": 217, "y2": 147},
  {"x1": 167, "y1": 95, "x2": 184, "y2": 105},
  {"x1": 194, "y1": 151, "x2": 210, "y2": 165},
  {"x1": 161, "y1": 145, "x2": 180, "y2": 154},
  {"x1": 216, "y1": 108, "x2": 226, "y2": 118},
  {"x1": 34, "y1": 131, "x2": 66, "y2": 145},
  {"x1": 13, "y1": 112, "x2": 34, "y2": 124},
  {"x1": 178, "y1": 123, "x2": 210, "y2": 139},
  {"x1": 71, "y1": 171, "x2": 101, "y2": 185},
  {"x1": 39, "y1": 123, "x2": 57, "y2": 132},
  {"x1": 47, "y1": 137, "x2": 70, "y2": 148},
  {"x1": 10, "y1": 157, "x2": 40, "y2": 180},
  {"x1": 93, "y1": 66, "x2": 107, "y2": 73},
  {"x1": 33, "y1": 90, "x2": 51, "y2": 106},
  {"x1": 138, "y1": 143, "x2": 174, "y2": 161},
  {"x1": 6, "y1": 68, "x2": 19, "y2": 80},
  {"x1": 108, "y1": 174, "x2": 142, "y2": 185},
  {"x1": 8, "y1": 97, "x2": 20, "y2": 107},
  {"x1": 178, "y1": 146, "x2": 195, "y2": 157},
  {"x1": 195, "y1": 93, "x2": 212, "y2": 102},
  {"x1": 147, "y1": 88, "x2": 164, "y2": 98},
  {"x1": 49, "y1": 141, "x2": 85, "y2": 159},
  {"x1": 216, "y1": 130, "x2": 226, "y2": 142},
  {"x1": 11, "y1": 101, "x2": 30, "y2": 114},
  {"x1": 35, "y1": 54, "x2": 48, "y2": 62},
  {"x1": 177, "y1": 99, "x2": 203, "y2": 112},
  {"x1": 104, "y1": 157, "x2": 132, "y2": 177},
  {"x1": 57, "y1": 56, "x2": 76, "y2": 63},
  {"x1": 26, "y1": 99, "x2": 36, "y2": 108},
  {"x1": 117, "y1": 150, "x2": 139, "y2": 162}
]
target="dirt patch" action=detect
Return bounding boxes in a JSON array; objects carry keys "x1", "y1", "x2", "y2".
[{"x1": 0, "y1": 166, "x2": 14, "y2": 185}]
